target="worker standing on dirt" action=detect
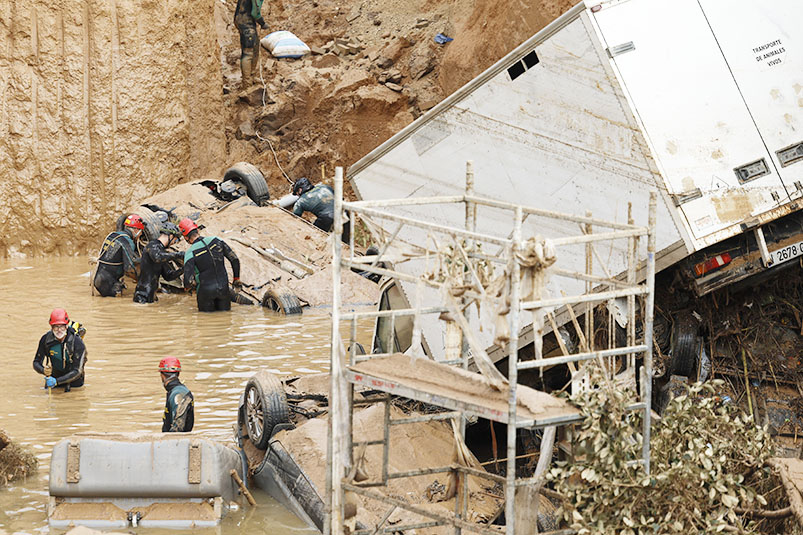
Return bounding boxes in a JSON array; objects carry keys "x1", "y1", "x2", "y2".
[
  {"x1": 33, "y1": 309, "x2": 87, "y2": 391},
  {"x1": 93, "y1": 214, "x2": 143, "y2": 297},
  {"x1": 179, "y1": 218, "x2": 242, "y2": 312},
  {"x1": 133, "y1": 222, "x2": 184, "y2": 304},
  {"x1": 159, "y1": 357, "x2": 194, "y2": 433},
  {"x1": 291, "y1": 177, "x2": 351, "y2": 242},
  {"x1": 234, "y1": 0, "x2": 268, "y2": 89}
]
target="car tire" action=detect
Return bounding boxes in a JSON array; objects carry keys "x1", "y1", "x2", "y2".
[
  {"x1": 242, "y1": 370, "x2": 290, "y2": 450},
  {"x1": 224, "y1": 162, "x2": 270, "y2": 206},
  {"x1": 669, "y1": 313, "x2": 701, "y2": 378},
  {"x1": 261, "y1": 286, "x2": 303, "y2": 315}
]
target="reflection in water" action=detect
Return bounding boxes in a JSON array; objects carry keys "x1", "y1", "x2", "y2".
[{"x1": 0, "y1": 257, "x2": 371, "y2": 534}]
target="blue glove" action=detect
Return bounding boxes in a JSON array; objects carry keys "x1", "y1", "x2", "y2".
[{"x1": 45, "y1": 377, "x2": 57, "y2": 389}]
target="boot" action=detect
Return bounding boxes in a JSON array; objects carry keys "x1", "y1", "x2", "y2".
[
  {"x1": 240, "y1": 52, "x2": 254, "y2": 90},
  {"x1": 251, "y1": 40, "x2": 261, "y2": 82}
]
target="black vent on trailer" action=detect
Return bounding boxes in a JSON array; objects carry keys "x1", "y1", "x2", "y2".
[
  {"x1": 507, "y1": 49, "x2": 540, "y2": 81},
  {"x1": 507, "y1": 61, "x2": 526, "y2": 81},
  {"x1": 522, "y1": 50, "x2": 540, "y2": 69}
]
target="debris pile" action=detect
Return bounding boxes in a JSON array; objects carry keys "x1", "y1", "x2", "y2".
[
  {"x1": 654, "y1": 268, "x2": 803, "y2": 444},
  {"x1": 0, "y1": 430, "x2": 38, "y2": 485},
  {"x1": 547, "y1": 370, "x2": 788, "y2": 534}
]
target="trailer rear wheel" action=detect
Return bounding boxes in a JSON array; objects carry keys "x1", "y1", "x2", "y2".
[
  {"x1": 242, "y1": 371, "x2": 290, "y2": 449},
  {"x1": 669, "y1": 313, "x2": 701, "y2": 379}
]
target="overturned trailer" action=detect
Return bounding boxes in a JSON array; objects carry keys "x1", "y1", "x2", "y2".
[{"x1": 348, "y1": 0, "x2": 803, "y2": 368}]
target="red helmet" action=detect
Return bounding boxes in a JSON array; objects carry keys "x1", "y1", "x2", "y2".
[
  {"x1": 49, "y1": 308, "x2": 69, "y2": 326},
  {"x1": 158, "y1": 356, "x2": 181, "y2": 373},
  {"x1": 124, "y1": 214, "x2": 145, "y2": 230},
  {"x1": 178, "y1": 218, "x2": 199, "y2": 237}
]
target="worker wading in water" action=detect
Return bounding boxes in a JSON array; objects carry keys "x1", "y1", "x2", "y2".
[
  {"x1": 159, "y1": 357, "x2": 194, "y2": 433},
  {"x1": 93, "y1": 214, "x2": 143, "y2": 297},
  {"x1": 179, "y1": 218, "x2": 242, "y2": 312},
  {"x1": 291, "y1": 177, "x2": 351, "y2": 242},
  {"x1": 133, "y1": 222, "x2": 184, "y2": 304},
  {"x1": 33, "y1": 309, "x2": 87, "y2": 391},
  {"x1": 234, "y1": 0, "x2": 268, "y2": 89}
]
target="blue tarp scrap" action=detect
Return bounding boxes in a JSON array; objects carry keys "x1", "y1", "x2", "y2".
[{"x1": 434, "y1": 33, "x2": 453, "y2": 45}]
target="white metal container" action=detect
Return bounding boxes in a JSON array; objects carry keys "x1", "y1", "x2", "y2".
[{"x1": 48, "y1": 433, "x2": 243, "y2": 529}]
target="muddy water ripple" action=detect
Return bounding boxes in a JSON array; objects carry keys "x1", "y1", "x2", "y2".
[{"x1": 0, "y1": 257, "x2": 369, "y2": 534}]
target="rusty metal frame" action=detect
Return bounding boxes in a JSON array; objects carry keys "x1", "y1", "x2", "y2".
[{"x1": 328, "y1": 163, "x2": 656, "y2": 535}]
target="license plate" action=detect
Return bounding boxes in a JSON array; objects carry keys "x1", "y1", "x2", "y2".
[{"x1": 769, "y1": 241, "x2": 803, "y2": 266}]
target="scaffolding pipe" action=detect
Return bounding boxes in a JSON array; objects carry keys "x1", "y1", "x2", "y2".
[
  {"x1": 516, "y1": 344, "x2": 649, "y2": 369},
  {"x1": 462, "y1": 195, "x2": 641, "y2": 230},
  {"x1": 329, "y1": 166, "x2": 346, "y2": 535},
  {"x1": 345, "y1": 205, "x2": 513, "y2": 245},
  {"x1": 349, "y1": 193, "x2": 639, "y2": 232},
  {"x1": 642, "y1": 192, "x2": 657, "y2": 474},
  {"x1": 505, "y1": 206, "x2": 523, "y2": 535},
  {"x1": 520, "y1": 286, "x2": 648, "y2": 310}
]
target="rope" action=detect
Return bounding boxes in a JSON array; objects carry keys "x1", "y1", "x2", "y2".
[{"x1": 256, "y1": 48, "x2": 293, "y2": 185}]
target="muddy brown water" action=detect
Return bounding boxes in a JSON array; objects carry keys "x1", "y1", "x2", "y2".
[{"x1": 0, "y1": 257, "x2": 372, "y2": 534}]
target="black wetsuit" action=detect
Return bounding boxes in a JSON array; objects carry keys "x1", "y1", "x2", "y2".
[
  {"x1": 33, "y1": 329, "x2": 87, "y2": 389},
  {"x1": 183, "y1": 236, "x2": 241, "y2": 312},
  {"x1": 133, "y1": 239, "x2": 183, "y2": 303},
  {"x1": 162, "y1": 377, "x2": 194, "y2": 432},
  {"x1": 293, "y1": 184, "x2": 350, "y2": 242},
  {"x1": 93, "y1": 230, "x2": 139, "y2": 297}
]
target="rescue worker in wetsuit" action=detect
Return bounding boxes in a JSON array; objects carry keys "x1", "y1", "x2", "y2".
[
  {"x1": 234, "y1": 0, "x2": 268, "y2": 88},
  {"x1": 33, "y1": 309, "x2": 87, "y2": 391},
  {"x1": 179, "y1": 218, "x2": 242, "y2": 312},
  {"x1": 93, "y1": 214, "x2": 143, "y2": 297},
  {"x1": 133, "y1": 222, "x2": 184, "y2": 304},
  {"x1": 159, "y1": 357, "x2": 194, "y2": 432},
  {"x1": 291, "y1": 177, "x2": 351, "y2": 242}
]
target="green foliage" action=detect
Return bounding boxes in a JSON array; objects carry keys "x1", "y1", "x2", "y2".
[{"x1": 547, "y1": 370, "x2": 773, "y2": 534}]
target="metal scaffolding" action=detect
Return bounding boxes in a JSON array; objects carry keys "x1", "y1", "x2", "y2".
[{"x1": 327, "y1": 164, "x2": 657, "y2": 535}]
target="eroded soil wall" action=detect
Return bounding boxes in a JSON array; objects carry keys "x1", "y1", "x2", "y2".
[{"x1": 0, "y1": 0, "x2": 226, "y2": 256}]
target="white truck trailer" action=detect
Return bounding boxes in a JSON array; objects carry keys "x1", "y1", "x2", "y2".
[{"x1": 348, "y1": 0, "x2": 803, "y2": 368}]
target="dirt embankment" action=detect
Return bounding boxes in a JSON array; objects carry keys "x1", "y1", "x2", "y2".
[
  {"x1": 220, "y1": 0, "x2": 576, "y2": 200},
  {"x1": 0, "y1": 0, "x2": 574, "y2": 257},
  {"x1": 0, "y1": 0, "x2": 226, "y2": 257}
]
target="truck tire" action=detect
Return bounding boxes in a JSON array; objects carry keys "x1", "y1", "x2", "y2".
[
  {"x1": 261, "y1": 287, "x2": 303, "y2": 315},
  {"x1": 242, "y1": 371, "x2": 290, "y2": 450},
  {"x1": 224, "y1": 162, "x2": 270, "y2": 206},
  {"x1": 669, "y1": 313, "x2": 701, "y2": 379}
]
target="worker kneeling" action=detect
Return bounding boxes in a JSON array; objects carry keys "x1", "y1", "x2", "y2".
[
  {"x1": 179, "y1": 218, "x2": 242, "y2": 312},
  {"x1": 33, "y1": 309, "x2": 87, "y2": 392},
  {"x1": 159, "y1": 357, "x2": 194, "y2": 433},
  {"x1": 291, "y1": 177, "x2": 350, "y2": 242}
]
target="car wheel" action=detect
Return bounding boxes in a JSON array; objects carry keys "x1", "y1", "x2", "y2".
[
  {"x1": 224, "y1": 162, "x2": 270, "y2": 206},
  {"x1": 241, "y1": 370, "x2": 290, "y2": 450},
  {"x1": 261, "y1": 286, "x2": 303, "y2": 315}
]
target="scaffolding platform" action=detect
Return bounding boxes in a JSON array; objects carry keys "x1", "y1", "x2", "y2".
[
  {"x1": 326, "y1": 163, "x2": 657, "y2": 535},
  {"x1": 348, "y1": 354, "x2": 580, "y2": 427}
]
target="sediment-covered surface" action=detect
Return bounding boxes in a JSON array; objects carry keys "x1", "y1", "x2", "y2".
[{"x1": 128, "y1": 183, "x2": 380, "y2": 307}]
